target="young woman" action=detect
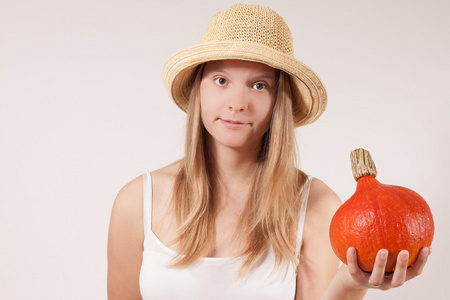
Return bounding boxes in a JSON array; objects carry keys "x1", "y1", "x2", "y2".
[{"x1": 107, "y1": 4, "x2": 430, "y2": 299}]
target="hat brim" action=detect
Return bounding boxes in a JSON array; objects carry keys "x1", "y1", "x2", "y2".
[{"x1": 163, "y1": 41, "x2": 327, "y2": 127}]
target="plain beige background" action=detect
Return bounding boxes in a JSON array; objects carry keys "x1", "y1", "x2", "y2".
[{"x1": 1, "y1": 0, "x2": 449, "y2": 299}]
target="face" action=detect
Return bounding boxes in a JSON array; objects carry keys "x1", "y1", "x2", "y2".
[{"x1": 199, "y1": 59, "x2": 278, "y2": 152}]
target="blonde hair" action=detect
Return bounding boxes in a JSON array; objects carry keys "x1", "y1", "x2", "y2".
[{"x1": 170, "y1": 65, "x2": 308, "y2": 275}]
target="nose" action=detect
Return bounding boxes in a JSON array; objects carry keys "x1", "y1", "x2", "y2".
[{"x1": 227, "y1": 86, "x2": 249, "y2": 112}]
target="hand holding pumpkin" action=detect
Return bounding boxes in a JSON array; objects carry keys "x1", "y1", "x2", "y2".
[
  {"x1": 329, "y1": 148, "x2": 434, "y2": 291},
  {"x1": 341, "y1": 246, "x2": 430, "y2": 291}
]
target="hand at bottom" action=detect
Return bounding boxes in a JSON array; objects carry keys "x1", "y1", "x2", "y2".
[{"x1": 342, "y1": 247, "x2": 430, "y2": 291}]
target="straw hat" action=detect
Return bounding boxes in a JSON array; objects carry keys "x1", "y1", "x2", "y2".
[{"x1": 163, "y1": 4, "x2": 327, "y2": 127}]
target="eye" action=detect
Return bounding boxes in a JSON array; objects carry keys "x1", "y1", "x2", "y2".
[
  {"x1": 214, "y1": 77, "x2": 228, "y2": 86},
  {"x1": 252, "y1": 82, "x2": 267, "y2": 91}
]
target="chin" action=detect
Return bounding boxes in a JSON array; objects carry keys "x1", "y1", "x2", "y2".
[{"x1": 216, "y1": 135, "x2": 262, "y2": 151}]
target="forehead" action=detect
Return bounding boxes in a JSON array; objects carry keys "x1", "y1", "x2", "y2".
[{"x1": 202, "y1": 59, "x2": 278, "y2": 77}]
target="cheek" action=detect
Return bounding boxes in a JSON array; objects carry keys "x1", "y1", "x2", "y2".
[
  {"x1": 259, "y1": 112, "x2": 273, "y2": 133},
  {"x1": 200, "y1": 90, "x2": 222, "y2": 121},
  {"x1": 199, "y1": 100, "x2": 217, "y2": 131},
  {"x1": 200, "y1": 84, "x2": 211, "y2": 111},
  {"x1": 257, "y1": 98, "x2": 276, "y2": 125},
  {"x1": 200, "y1": 98, "x2": 213, "y2": 122}
]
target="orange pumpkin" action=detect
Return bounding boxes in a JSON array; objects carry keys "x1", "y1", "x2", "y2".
[{"x1": 329, "y1": 148, "x2": 434, "y2": 272}]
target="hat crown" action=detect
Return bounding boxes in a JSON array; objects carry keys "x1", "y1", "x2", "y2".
[{"x1": 200, "y1": 4, "x2": 294, "y2": 55}]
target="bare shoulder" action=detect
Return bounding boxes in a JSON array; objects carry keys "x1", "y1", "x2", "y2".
[
  {"x1": 110, "y1": 159, "x2": 181, "y2": 223},
  {"x1": 150, "y1": 160, "x2": 181, "y2": 233},
  {"x1": 107, "y1": 175, "x2": 145, "y2": 299},
  {"x1": 307, "y1": 177, "x2": 342, "y2": 217},
  {"x1": 302, "y1": 177, "x2": 342, "y2": 250},
  {"x1": 110, "y1": 175, "x2": 144, "y2": 227},
  {"x1": 151, "y1": 160, "x2": 182, "y2": 205},
  {"x1": 107, "y1": 161, "x2": 181, "y2": 298},
  {"x1": 295, "y1": 178, "x2": 342, "y2": 299},
  {"x1": 108, "y1": 175, "x2": 145, "y2": 249},
  {"x1": 151, "y1": 160, "x2": 181, "y2": 186}
]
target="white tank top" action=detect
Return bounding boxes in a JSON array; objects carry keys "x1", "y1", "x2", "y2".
[{"x1": 139, "y1": 172, "x2": 311, "y2": 300}]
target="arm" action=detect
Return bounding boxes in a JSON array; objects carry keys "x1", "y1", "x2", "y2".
[
  {"x1": 295, "y1": 178, "x2": 342, "y2": 299},
  {"x1": 107, "y1": 176, "x2": 144, "y2": 300}
]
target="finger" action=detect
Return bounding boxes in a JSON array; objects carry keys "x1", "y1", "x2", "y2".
[
  {"x1": 346, "y1": 247, "x2": 362, "y2": 277},
  {"x1": 368, "y1": 249, "x2": 388, "y2": 287},
  {"x1": 406, "y1": 247, "x2": 430, "y2": 280},
  {"x1": 391, "y1": 250, "x2": 409, "y2": 287}
]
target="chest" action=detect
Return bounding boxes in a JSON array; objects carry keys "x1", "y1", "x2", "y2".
[
  {"x1": 140, "y1": 234, "x2": 297, "y2": 300},
  {"x1": 152, "y1": 204, "x2": 247, "y2": 257}
]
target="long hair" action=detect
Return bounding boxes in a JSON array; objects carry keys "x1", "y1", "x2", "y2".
[{"x1": 170, "y1": 65, "x2": 308, "y2": 275}]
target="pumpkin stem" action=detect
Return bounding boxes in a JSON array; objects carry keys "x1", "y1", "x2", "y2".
[{"x1": 350, "y1": 148, "x2": 378, "y2": 181}]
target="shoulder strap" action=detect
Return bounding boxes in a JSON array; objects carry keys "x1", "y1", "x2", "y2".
[
  {"x1": 296, "y1": 176, "x2": 312, "y2": 256},
  {"x1": 142, "y1": 172, "x2": 153, "y2": 237}
]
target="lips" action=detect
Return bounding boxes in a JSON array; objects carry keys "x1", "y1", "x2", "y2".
[
  {"x1": 223, "y1": 119, "x2": 245, "y2": 124},
  {"x1": 220, "y1": 118, "x2": 249, "y2": 129}
]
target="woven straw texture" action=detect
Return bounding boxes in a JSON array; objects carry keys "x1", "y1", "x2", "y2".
[
  {"x1": 163, "y1": 4, "x2": 327, "y2": 127},
  {"x1": 201, "y1": 5, "x2": 294, "y2": 55}
]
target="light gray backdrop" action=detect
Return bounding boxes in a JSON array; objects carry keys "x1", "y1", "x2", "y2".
[{"x1": 1, "y1": 0, "x2": 448, "y2": 299}]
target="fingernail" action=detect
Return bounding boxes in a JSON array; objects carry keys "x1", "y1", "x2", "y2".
[
  {"x1": 422, "y1": 247, "x2": 429, "y2": 256},
  {"x1": 401, "y1": 251, "x2": 409, "y2": 260},
  {"x1": 349, "y1": 247, "x2": 356, "y2": 256},
  {"x1": 380, "y1": 250, "x2": 388, "y2": 260}
]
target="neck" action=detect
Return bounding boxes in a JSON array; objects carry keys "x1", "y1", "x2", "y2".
[{"x1": 206, "y1": 136, "x2": 261, "y2": 207}]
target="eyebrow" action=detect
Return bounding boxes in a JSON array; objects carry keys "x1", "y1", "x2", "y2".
[{"x1": 254, "y1": 72, "x2": 278, "y2": 81}]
